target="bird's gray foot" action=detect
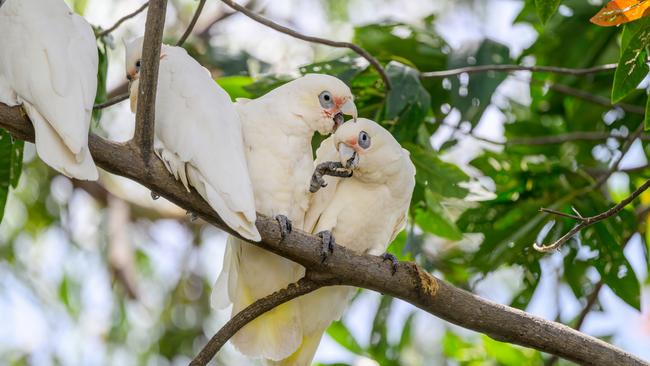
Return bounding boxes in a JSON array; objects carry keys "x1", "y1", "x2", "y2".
[
  {"x1": 309, "y1": 161, "x2": 353, "y2": 193},
  {"x1": 151, "y1": 191, "x2": 160, "y2": 200},
  {"x1": 317, "y1": 230, "x2": 335, "y2": 262},
  {"x1": 275, "y1": 215, "x2": 292, "y2": 241},
  {"x1": 186, "y1": 210, "x2": 198, "y2": 221},
  {"x1": 381, "y1": 253, "x2": 399, "y2": 275}
]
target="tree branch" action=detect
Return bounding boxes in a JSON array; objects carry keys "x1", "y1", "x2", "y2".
[
  {"x1": 176, "y1": 0, "x2": 207, "y2": 47},
  {"x1": 132, "y1": 0, "x2": 168, "y2": 159},
  {"x1": 547, "y1": 83, "x2": 645, "y2": 115},
  {"x1": 535, "y1": 178, "x2": 650, "y2": 252},
  {"x1": 190, "y1": 277, "x2": 330, "y2": 366},
  {"x1": 218, "y1": 0, "x2": 392, "y2": 90},
  {"x1": 0, "y1": 103, "x2": 647, "y2": 366},
  {"x1": 94, "y1": 93, "x2": 130, "y2": 110},
  {"x1": 421, "y1": 63, "x2": 617, "y2": 78},
  {"x1": 96, "y1": 2, "x2": 150, "y2": 39}
]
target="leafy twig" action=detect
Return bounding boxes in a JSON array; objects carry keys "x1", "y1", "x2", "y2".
[
  {"x1": 219, "y1": 0, "x2": 392, "y2": 90},
  {"x1": 421, "y1": 63, "x2": 617, "y2": 78},
  {"x1": 535, "y1": 178, "x2": 650, "y2": 252}
]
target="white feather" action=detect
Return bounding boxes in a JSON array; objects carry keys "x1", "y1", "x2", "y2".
[
  {"x1": 0, "y1": 0, "x2": 98, "y2": 180},
  {"x1": 130, "y1": 42, "x2": 260, "y2": 242}
]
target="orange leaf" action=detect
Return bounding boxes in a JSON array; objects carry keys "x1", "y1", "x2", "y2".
[{"x1": 590, "y1": 0, "x2": 650, "y2": 27}]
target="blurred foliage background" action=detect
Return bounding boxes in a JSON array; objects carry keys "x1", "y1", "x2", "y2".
[{"x1": 1, "y1": 0, "x2": 650, "y2": 365}]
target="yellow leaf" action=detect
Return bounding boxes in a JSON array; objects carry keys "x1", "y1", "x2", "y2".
[{"x1": 591, "y1": 0, "x2": 650, "y2": 27}]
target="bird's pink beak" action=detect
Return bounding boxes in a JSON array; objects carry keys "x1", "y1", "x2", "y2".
[{"x1": 331, "y1": 97, "x2": 357, "y2": 131}]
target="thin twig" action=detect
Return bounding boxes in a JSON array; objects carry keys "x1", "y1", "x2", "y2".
[
  {"x1": 594, "y1": 123, "x2": 645, "y2": 188},
  {"x1": 190, "y1": 277, "x2": 326, "y2": 366},
  {"x1": 132, "y1": 0, "x2": 168, "y2": 159},
  {"x1": 535, "y1": 178, "x2": 650, "y2": 252},
  {"x1": 421, "y1": 63, "x2": 617, "y2": 78},
  {"x1": 96, "y1": 2, "x2": 150, "y2": 39},
  {"x1": 176, "y1": 0, "x2": 207, "y2": 46},
  {"x1": 219, "y1": 0, "x2": 392, "y2": 90},
  {"x1": 93, "y1": 93, "x2": 130, "y2": 110},
  {"x1": 539, "y1": 208, "x2": 583, "y2": 221},
  {"x1": 548, "y1": 83, "x2": 645, "y2": 115}
]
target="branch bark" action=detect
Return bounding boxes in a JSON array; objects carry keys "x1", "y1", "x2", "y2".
[
  {"x1": 132, "y1": 0, "x2": 168, "y2": 159},
  {"x1": 219, "y1": 0, "x2": 392, "y2": 90},
  {"x1": 190, "y1": 277, "x2": 329, "y2": 366},
  {"x1": 0, "y1": 103, "x2": 647, "y2": 366}
]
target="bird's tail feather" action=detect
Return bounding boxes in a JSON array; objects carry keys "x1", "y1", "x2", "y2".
[
  {"x1": 218, "y1": 237, "x2": 303, "y2": 360},
  {"x1": 187, "y1": 166, "x2": 260, "y2": 241},
  {"x1": 25, "y1": 102, "x2": 98, "y2": 180},
  {"x1": 264, "y1": 332, "x2": 324, "y2": 366}
]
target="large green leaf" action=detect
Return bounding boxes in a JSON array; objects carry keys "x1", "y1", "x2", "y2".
[
  {"x1": 534, "y1": 0, "x2": 561, "y2": 24},
  {"x1": 612, "y1": 24, "x2": 650, "y2": 103},
  {"x1": 326, "y1": 321, "x2": 365, "y2": 355},
  {"x1": 217, "y1": 76, "x2": 254, "y2": 99},
  {"x1": 92, "y1": 40, "x2": 109, "y2": 125},
  {"x1": 0, "y1": 130, "x2": 23, "y2": 223},
  {"x1": 406, "y1": 144, "x2": 469, "y2": 199}
]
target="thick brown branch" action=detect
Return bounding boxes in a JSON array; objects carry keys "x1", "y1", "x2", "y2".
[
  {"x1": 421, "y1": 63, "x2": 617, "y2": 78},
  {"x1": 176, "y1": 0, "x2": 207, "y2": 46},
  {"x1": 190, "y1": 277, "x2": 329, "y2": 366},
  {"x1": 133, "y1": 0, "x2": 168, "y2": 159},
  {"x1": 96, "y1": 2, "x2": 150, "y2": 39},
  {"x1": 536, "y1": 178, "x2": 650, "y2": 252},
  {"x1": 0, "y1": 103, "x2": 647, "y2": 366},
  {"x1": 219, "y1": 0, "x2": 391, "y2": 90}
]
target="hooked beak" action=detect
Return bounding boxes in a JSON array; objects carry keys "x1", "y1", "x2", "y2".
[
  {"x1": 340, "y1": 98, "x2": 357, "y2": 122},
  {"x1": 338, "y1": 142, "x2": 359, "y2": 169}
]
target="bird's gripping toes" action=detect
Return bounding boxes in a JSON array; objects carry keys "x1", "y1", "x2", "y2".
[
  {"x1": 317, "y1": 230, "x2": 336, "y2": 262},
  {"x1": 309, "y1": 161, "x2": 353, "y2": 193}
]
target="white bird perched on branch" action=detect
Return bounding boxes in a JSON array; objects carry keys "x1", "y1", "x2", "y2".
[
  {"x1": 213, "y1": 74, "x2": 357, "y2": 361},
  {"x1": 124, "y1": 37, "x2": 260, "y2": 242},
  {"x1": 270, "y1": 118, "x2": 416, "y2": 366},
  {"x1": 0, "y1": 0, "x2": 98, "y2": 180}
]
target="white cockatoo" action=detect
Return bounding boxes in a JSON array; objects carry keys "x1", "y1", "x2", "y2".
[
  {"x1": 269, "y1": 118, "x2": 416, "y2": 366},
  {"x1": 124, "y1": 37, "x2": 260, "y2": 242},
  {"x1": 0, "y1": 0, "x2": 98, "y2": 180},
  {"x1": 213, "y1": 74, "x2": 357, "y2": 361}
]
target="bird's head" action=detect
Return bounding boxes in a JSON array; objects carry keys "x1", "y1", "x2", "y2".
[
  {"x1": 333, "y1": 118, "x2": 406, "y2": 181},
  {"x1": 279, "y1": 74, "x2": 357, "y2": 135},
  {"x1": 124, "y1": 37, "x2": 145, "y2": 82}
]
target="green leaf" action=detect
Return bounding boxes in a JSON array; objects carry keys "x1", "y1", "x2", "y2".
[
  {"x1": 326, "y1": 321, "x2": 365, "y2": 355},
  {"x1": 482, "y1": 336, "x2": 542, "y2": 366},
  {"x1": 0, "y1": 130, "x2": 22, "y2": 223},
  {"x1": 217, "y1": 76, "x2": 254, "y2": 99},
  {"x1": 10, "y1": 138, "x2": 23, "y2": 188},
  {"x1": 612, "y1": 25, "x2": 650, "y2": 103},
  {"x1": 406, "y1": 144, "x2": 469, "y2": 199},
  {"x1": 645, "y1": 94, "x2": 650, "y2": 131},
  {"x1": 385, "y1": 62, "x2": 430, "y2": 119},
  {"x1": 398, "y1": 313, "x2": 415, "y2": 351},
  {"x1": 415, "y1": 203, "x2": 463, "y2": 240},
  {"x1": 534, "y1": 0, "x2": 561, "y2": 24},
  {"x1": 92, "y1": 40, "x2": 109, "y2": 125}
]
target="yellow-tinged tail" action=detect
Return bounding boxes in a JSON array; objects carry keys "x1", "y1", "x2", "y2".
[{"x1": 265, "y1": 332, "x2": 324, "y2": 366}]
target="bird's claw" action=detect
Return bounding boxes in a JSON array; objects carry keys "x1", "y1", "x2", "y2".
[
  {"x1": 309, "y1": 161, "x2": 353, "y2": 193},
  {"x1": 186, "y1": 210, "x2": 198, "y2": 221},
  {"x1": 151, "y1": 191, "x2": 160, "y2": 200},
  {"x1": 275, "y1": 215, "x2": 292, "y2": 241},
  {"x1": 317, "y1": 230, "x2": 335, "y2": 262},
  {"x1": 381, "y1": 253, "x2": 399, "y2": 275}
]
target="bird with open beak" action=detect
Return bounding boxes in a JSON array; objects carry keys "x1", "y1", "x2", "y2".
[{"x1": 213, "y1": 74, "x2": 357, "y2": 362}]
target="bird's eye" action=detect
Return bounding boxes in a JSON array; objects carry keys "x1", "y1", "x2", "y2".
[
  {"x1": 319, "y1": 91, "x2": 334, "y2": 108},
  {"x1": 358, "y1": 131, "x2": 371, "y2": 149},
  {"x1": 135, "y1": 60, "x2": 141, "y2": 69}
]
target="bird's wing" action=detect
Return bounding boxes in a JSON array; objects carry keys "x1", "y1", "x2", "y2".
[
  {"x1": 0, "y1": 0, "x2": 98, "y2": 179},
  {"x1": 155, "y1": 46, "x2": 259, "y2": 240}
]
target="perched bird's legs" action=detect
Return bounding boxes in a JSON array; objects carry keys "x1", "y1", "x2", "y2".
[
  {"x1": 275, "y1": 215, "x2": 292, "y2": 241},
  {"x1": 381, "y1": 253, "x2": 399, "y2": 275},
  {"x1": 151, "y1": 191, "x2": 160, "y2": 200},
  {"x1": 317, "y1": 230, "x2": 335, "y2": 262},
  {"x1": 310, "y1": 161, "x2": 353, "y2": 193}
]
